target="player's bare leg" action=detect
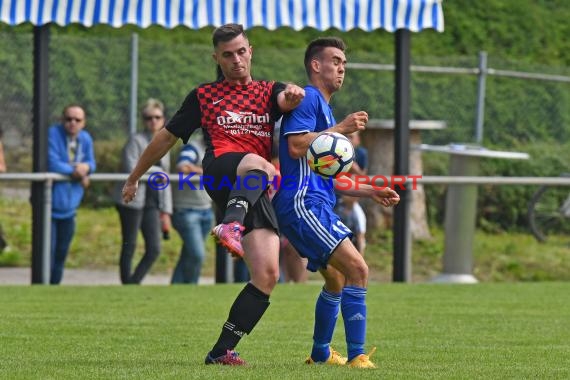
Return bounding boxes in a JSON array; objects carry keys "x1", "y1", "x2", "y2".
[
  {"x1": 282, "y1": 243, "x2": 309, "y2": 283},
  {"x1": 242, "y1": 228, "x2": 280, "y2": 294}
]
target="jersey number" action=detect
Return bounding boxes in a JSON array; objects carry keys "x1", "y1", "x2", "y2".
[{"x1": 332, "y1": 220, "x2": 351, "y2": 235}]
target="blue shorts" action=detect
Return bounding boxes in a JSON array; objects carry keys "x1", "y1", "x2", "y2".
[{"x1": 279, "y1": 202, "x2": 352, "y2": 272}]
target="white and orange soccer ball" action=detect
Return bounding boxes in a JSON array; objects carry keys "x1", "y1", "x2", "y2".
[{"x1": 306, "y1": 132, "x2": 354, "y2": 178}]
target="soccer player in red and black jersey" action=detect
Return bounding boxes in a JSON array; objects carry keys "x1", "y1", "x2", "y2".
[{"x1": 121, "y1": 23, "x2": 304, "y2": 365}]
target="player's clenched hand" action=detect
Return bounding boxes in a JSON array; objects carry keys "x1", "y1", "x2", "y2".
[
  {"x1": 372, "y1": 187, "x2": 400, "y2": 207},
  {"x1": 339, "y1": 111, "x2": 368, "y2": 134},
  {"x1": 283, "y1": 84, "x2": 305, "y2": 106},
  {"x1": 122, "y1": 180, "x2": 139, "y2": 203}
]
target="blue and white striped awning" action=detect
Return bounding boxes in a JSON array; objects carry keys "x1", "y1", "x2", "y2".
[{"x1": 0, "y1": 0, "x2": 443, "y2": 32}]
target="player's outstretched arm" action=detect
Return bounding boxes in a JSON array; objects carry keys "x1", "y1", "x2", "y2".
[
  {"x1": 334, "y1": 176, "x2": 400, "y2": 207},
  {"x1": 371, "y1": 187, "x2": 400, "y2": 207},
  {"x1": 332, "y1": 111, "x2": 368, "y2": 135},
  {"x1": 122, "y1": 128, "x2": 178, "y2": 203}
]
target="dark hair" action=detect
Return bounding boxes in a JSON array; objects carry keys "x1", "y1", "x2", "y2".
[
  {"x1": 216, "y1": 65, "x2": 224, "y2": 81},
  {"x1": 212, "y1": 23, "x2": 247, "y2": 47},
  {"x1": 303, "y1": 37, "x2": 346, "y2": 77}
]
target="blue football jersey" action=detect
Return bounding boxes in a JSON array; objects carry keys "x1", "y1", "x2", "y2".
[{"x1": 273, "y1": 86, "x2": 338, "y2": 226}]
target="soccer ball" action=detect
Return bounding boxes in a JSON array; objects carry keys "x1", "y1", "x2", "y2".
[{"x1": 307, "y1": 132, "x2": 354, "y2": 178}]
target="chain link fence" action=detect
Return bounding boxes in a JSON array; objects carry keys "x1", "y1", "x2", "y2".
[{"x1": 1, "y1": 30, "x2": 569, "y2": 175}]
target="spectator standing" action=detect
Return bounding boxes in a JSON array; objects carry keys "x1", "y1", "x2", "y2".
[
  {"x1": 171, "y1": 131, "x2": 214, "y2": 284},
  {"x1": 348, "y1": 131, "x2": 368, "y2": 176},
  {"x1": 47, "y1": 105, "x2": 96, "y2": 284},
  {"x1": 114, "y1": 98, "x2": 172, "y2": 284},
  {"x1": 335, "y1": 194, "x2": 365, "y2": 254},
  {"x1": 338, "y1": 131, "x2": 369, "y2": 254}
]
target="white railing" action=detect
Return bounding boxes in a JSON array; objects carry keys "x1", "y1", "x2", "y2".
[
  {"x1": 2, "y1": 173, "x2": 570, "y2": 284},
  {"x1": 2, "y1": 173, "x2": 570, "y2": 185}
]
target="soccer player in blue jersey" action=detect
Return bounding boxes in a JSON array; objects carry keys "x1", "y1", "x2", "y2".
[{"x1": 272, "y1": 37, "x2": 400, "y2": 368}]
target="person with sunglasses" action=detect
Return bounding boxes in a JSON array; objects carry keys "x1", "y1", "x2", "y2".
[
  {"x1": 47, "y1": 104, "x2": 96, "y2": 284},
  {"x1": 113, "y1": 98, "x2": 172, "y2": 284}
]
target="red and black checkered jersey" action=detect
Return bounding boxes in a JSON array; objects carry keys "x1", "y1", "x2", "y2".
[{"x1": 166, "y1": 79, "x2": 286, "y2": 168}]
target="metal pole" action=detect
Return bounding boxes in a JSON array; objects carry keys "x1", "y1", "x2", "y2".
[
  {"x1": 214, "y1": 207, "x2": 229, "y2": 283},
  {"x1": 432, "y1": 155, "x2": 480, "y2": 284},
  {"x1": 392, "y1": 29, "x2": 412, "y2": 282},
  {"x1": 443, "y1": 156, "x2": 479, "y2": 278},
  {"x1": 42, "y1": 179, "x2": 53, "y2": 282},
  {"x1": 31, "y1": 25, "x2": 50, "y2": 285},
  {"x1": 475, "y1": 51, "x2": 487, "y2": 144},
  {"x1": 129, "y1": 33, "x2": 139, "y2": 136}
]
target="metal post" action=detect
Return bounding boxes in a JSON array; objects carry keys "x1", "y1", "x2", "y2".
[
  {"x1": 31, "y1": 25, "x2": 50, "y2": 285},
  {"x1": 474, "y1": 51, "x2": 487, "y2": 145},
  {"x1": 215, "y1": 244, "x2": 233, "y2": 283},
  {"x1": 393, "y1": 29, "x2": 412, "y2": 282},
  {"x1": 42, "y1": 179, "x2": 53, "y2": 282},
  {"x1": 432, "y1": 155, "x2": 479, "y2": 283},
  {"x1": 214, "y1": 207, "x2": 229, "y2": 283},
  {"x1": 129, "y1": 33, "x2": 139, "y2": 136}
]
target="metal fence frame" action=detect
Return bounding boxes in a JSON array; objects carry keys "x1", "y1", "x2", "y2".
[{"x1": 348, "y1": 51, "x2": 570, "y2": 145}]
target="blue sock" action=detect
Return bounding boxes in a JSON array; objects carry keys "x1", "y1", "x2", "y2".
[
  {"x1": 310, "y1": 288, "x2": 341, "y2": 362},
  {"x1": 342, "y1": 286, "x2": 367, "y2": 361}
]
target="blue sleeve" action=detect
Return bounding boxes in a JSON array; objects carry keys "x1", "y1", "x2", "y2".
[
  {"x1": 281, "y1": 90, "x2": 319, "y2": 135},
  {"x1": 47, "y1": 126, "x2": 74, "y2": 175},
  {"x1": 177, "y1": 144, "x2": 200, "y2": 165},
  {"x1": 82, "y1": 132, "x2": 96, "y2": 173},
  {"x1": 357, "y1": 147, "x2": 368, "y2": 171}
]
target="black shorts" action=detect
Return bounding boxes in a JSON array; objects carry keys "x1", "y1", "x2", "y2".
[{"x1": 203, "y1": 152, "x2": 279, "y2": 235}]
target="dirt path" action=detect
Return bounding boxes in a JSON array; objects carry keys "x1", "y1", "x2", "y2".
[{"x1": 0, "y1": 267, "x2": 214, "y2": 285}]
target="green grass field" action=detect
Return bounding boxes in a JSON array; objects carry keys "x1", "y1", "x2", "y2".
[{"x1": 1, "y1": 283, "x2": 569, "y2": 379}]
